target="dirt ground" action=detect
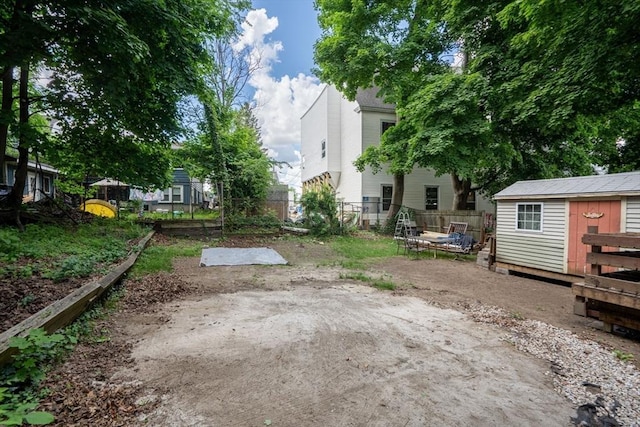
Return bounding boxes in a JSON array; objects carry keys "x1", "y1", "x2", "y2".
[{"x1": 40, "y1": 235, "x2": 640, "y2": 425}]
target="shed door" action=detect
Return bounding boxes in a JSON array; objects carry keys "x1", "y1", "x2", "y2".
[{"x1": 567, "y1": 200, "x2": 621, "y2": 276}]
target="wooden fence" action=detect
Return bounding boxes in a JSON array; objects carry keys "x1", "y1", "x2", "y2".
[{"x1": 414, "y1": 210, "x2": 489, "y2": 242}]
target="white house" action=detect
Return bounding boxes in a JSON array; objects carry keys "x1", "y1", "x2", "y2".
[
  {"x1": 300, "y1": 85, "x2": 494, "y2": 223},
  {"x1": 493, "y1": 171, "x2": 640, "y2": 280}
]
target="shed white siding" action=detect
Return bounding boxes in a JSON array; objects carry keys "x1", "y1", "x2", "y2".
[
  {"x1": 496, "y1": 200, "x2": 567, "y2": 273},
  {"x1": 626, "y1": 197, "x2": 640, "y2": 232}
]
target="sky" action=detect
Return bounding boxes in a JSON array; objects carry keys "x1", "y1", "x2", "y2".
[{"x1": 240, "y1": 0, "x2": 324, "y2": 193}]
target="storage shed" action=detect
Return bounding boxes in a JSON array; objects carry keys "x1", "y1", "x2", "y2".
[{"x1": 493, "y1": 171, "x2": 640, "y2": 281}]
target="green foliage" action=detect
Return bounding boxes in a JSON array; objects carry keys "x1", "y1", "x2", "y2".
[
  {"x1": 225, "y1": 213, "x2": 282, "y2": 232},
  {"x1": 613, "y1": 350, "x2": 634, "y2": 362},
  {"x1": 315, "y1": 0, "x2": 640, "y2": 199},
  {"x1": 0, "y1": 287, "x2": 125, "y2": 426},
  {"x1": 0, "y1": 230, "x2": 20, "y2": 262},
  {"x1": 300, "y1": 185, "x2": 340, "y2": 236},
  {"x1": 0, "y1": 221, "x2": 149, "y2": 282},
  {"x1": 0, "y1": 388, "x2": 54, "y2": 426},
  {"x1": 339, "y1": 272, "x2": 396, "y2": 291},
  {"x1": 131, "y1": 240, "x2": 203, "y2": 276},
  {"x1": 181, "y1": 105, "x2": 274, "y2": 215}
]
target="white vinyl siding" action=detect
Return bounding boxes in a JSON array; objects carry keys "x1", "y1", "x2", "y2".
[
  {"x1": 496, "y1": 200, "x2": 566, "y2": 273},
  {"x1": 626, "y1": 197, "x2": 640, "y2": 232}
]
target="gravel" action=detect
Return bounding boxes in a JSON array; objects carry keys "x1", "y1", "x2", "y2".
[{"x1": 468, "y1": 304, "x2": 640, "y2": 426}]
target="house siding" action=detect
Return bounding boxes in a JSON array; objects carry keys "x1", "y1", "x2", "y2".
[
  {"x1": 337, "y1": 95, "x2": 362, "y2": 203},
  {"x1": 301, "y1": 86, "x2": 330, "y2": 183},
  {"x1": 627, "y1": 197, "x2": 640, "y2": 232},
  {"x1": 496, "y1": 199, "x2": 566, "y2": 273},
  {"x1": 301, "y1": 85, "x2": 495, "y2": 220}
]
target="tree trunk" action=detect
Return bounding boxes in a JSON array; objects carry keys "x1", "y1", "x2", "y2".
[
  {"x1": 451, "y1": 173, "x2": 471, "y2": 210},
  {"x1": 0, "y1": 66, "x2": 14, "y2": 184},
  {"x1": 387, "y1": 173, "x2": 405, "y2": 220},
  {"x1": 9, "y1": 66, "x2": 30, "y2": 229}
]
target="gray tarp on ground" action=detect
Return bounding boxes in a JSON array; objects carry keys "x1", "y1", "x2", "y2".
[{"x1": 199, "y1": 247, "x2": 287, "y2": 267}]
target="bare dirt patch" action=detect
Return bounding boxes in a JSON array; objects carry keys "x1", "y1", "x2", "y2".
[{"x1": 35, "y1": 235, "x2": 640, "y2": 425}]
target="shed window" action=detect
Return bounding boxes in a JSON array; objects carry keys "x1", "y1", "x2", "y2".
[
  {"x1": 321, "y1": 140, "x2": 326, "y2": 158},
  {"x1": 516, "y1": 203, "x2": 542, "y2": 231}
]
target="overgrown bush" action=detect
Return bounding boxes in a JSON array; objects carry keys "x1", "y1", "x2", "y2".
[
  {"x1": 225, "y1": 212, "x2": 282, "y2": 232},
  {"x1": 300, "y1": 185, "x2": 340, "y2": 236}
]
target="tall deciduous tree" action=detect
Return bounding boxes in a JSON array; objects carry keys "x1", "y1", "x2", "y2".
[
  {"x1": 0, "y1": 0, "x2": 244, "y2": 225},
  {"x1": 314, "y1": 0, "x2": 449, "y2": 218}
]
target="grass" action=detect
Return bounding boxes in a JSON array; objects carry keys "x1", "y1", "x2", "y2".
[
  {"x1": 330, "y1": 235, "x2": 397, "y2": 269},
  {"x1": 0, "y1": 219, "x2": 150, "y2": 281},
  {"x1": 339, "y1": 271, "x2": 396, "y2": 291},
  {"x1": 130, "y1": 239, "x2": 204, "y2": 276}
]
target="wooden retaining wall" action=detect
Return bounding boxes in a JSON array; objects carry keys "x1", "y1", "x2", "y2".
[
  {"x1": 0, "y1": 231, "x2": 155, "y2": 366},
  {"x1": 154, "y1": 219, "x2": 222, "y2": 237}
]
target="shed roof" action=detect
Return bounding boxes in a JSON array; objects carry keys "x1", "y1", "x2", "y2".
[{"x1": 494, "y1": 171, "x2": 640, "y2": 200}]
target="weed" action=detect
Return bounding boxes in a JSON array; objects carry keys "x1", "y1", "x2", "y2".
[
  {"x1": 0, "y1": 387, "x2": 54, "y2": 426},
  {"x1": 340, "y1": 272, "x2": 396, "y2": 291},
  {"x1": 371, "y1": 280, "x2": 396, "y2": 291},
  {"x1": 18, "y1": 295, "x2": 35, "y2": 308},
  {"x1": 613, "y1": 350, "x2": 634, "y2": 362},
  {"x1": 510, "y1": 311, "x2": 524, "y2": 320}
]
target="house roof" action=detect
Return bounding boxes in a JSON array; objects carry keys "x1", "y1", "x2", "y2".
[
  {"x1": 494, "y1": 171, "x2": 640, "y2": 200},
  {"x1": 355, "y1": 87, "x2": 395, "y2": 113},
  {"x1": 91, "y1": 178, "x2": 130, "y2": 187}
]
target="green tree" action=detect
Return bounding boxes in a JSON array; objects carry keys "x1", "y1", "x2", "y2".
[
  {"x1": 0, "y1": 0, "x2": 244, "y2": 224},
  {"x1": 314, "y1": 0, "x2": 449, "y2": 218},
  {"x1": 181, "y1": 104, "x2": 274, "y2": 214}
]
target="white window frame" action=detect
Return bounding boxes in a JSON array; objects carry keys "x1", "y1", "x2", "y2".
[
  {"x1": 515, "y1": 202, "x2": 543, "y2": 232},
  {"x1": 43, "y1": 176, "x2": 51, "y2": 194},
  {"x1": 160, "y1": 185, "x2": 183, "y2": 204}
]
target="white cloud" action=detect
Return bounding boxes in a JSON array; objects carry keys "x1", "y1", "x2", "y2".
[{"x1": 239, "y1": 8, "x2": 322, "y2": 193}]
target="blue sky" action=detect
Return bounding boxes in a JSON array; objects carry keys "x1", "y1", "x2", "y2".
[
  {"x1": 235, "y1": 1, "x2": 324, "y2": 191},
  {"x1": 251, "y1": 0, "x2": 321, "y2": 78}
]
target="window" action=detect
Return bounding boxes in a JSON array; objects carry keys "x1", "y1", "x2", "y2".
[
  {"x1": 425, "y1": 186, "x2": 438, "y2": 210},
  {"x1": 321, "y1": 139, "x2": 326, "y2": 158},
  {"x1": 516, "y1": 203, "x2": 543, "y2": 231},
  {"x1": 161, "y1": 185, "x2": 183, "y2": 203},
  {"x1": 43, "y1": 177, "x2": 51, "y2": 194},
  {"x1": 381, "y1": 121, "x2": 395, "y2": 135},
  {"x1": 382, "y1": 185, "x2": 393, "y2": 211},
  {"x1": 465, "y1": 191, "x2": 476, "y2": 211}
]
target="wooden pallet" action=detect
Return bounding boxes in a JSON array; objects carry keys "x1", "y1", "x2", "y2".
[{"x1": 573, "y1": 227, "x2": 640, "y2": 332}]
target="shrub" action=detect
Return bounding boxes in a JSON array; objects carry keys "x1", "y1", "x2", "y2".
[{"x1": 300, "y1": 185, "x2": 340, "y2": 236}]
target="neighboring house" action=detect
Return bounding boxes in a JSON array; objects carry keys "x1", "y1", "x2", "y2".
[
  {"x1": 300, "y1": 85, "x2": 493, "y2": 224},
  {"x1": 92, "y1": 169, "x2": 207, "y2": 213},
  {"x1": 493, "y1": 171, "x2": 640, "y2": 281},
  {"x1": 2, "y1": 155, "x2": 57, "y2": 202},
  {"x1": 151, "y1": 168, "x2": 206, "y2": 213}
]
